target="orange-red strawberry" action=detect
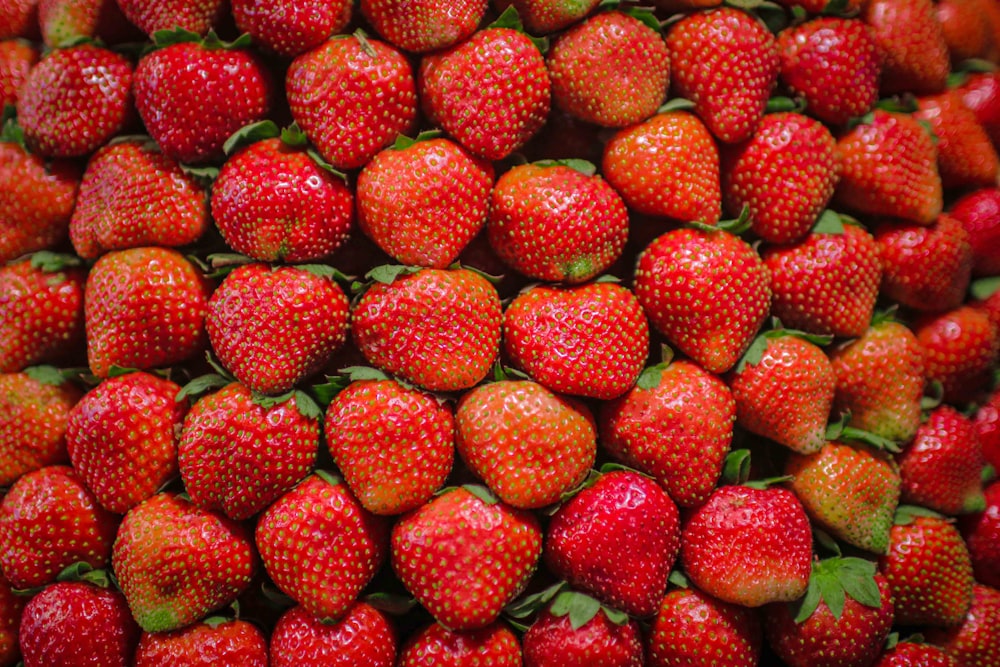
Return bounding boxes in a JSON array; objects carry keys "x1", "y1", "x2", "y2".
[
  {"x1": 0, "y1": 369, "x2": 79, "y2": 485},
  {"x1": 231, "y1": 0, "x2": 352, "y2": 57},
  {"x1": 864, "y1": 0, "x2": 950, "y2": 95},
  {"x1": 488, "y1": 161, "x2": 628, "y2": 283},
  {"x1": 115, "y1": 0, "x2": 225, "y2": 36},
  {"x1": 914, "y1": 90, "x2": 1000, "y2": 190},
  {"x1": 522, "y1": 596, "x2": 645, "y2": 667},
  {"x1": 834, "y1": 110, "x2": 943, "y2": 224},
  {"x1": 874, "y1": 641, "x2": 960, "y2": 666},
  {"x1": 494, "y1": 0, "x2": 602, "y2": 34},
  {"x1": 455, "y1": 379, "x2": 596, "y2": 509},
  {"x1": 960, "y1": 480, "x2": 1000, "y2": 589},
  {"x1": 361, "y1": 0, "x2": 486, "y2": 53},
  {"x1": 958, "y1": 72, "x2": 1000, "y2": 150},
  {"x1": 925, "y1": 584, "x2": 1000, "y2": 667},
  {"x1": 269, "y1": 602, "x2": 397, "y2": 667},
  {"x1": 602, "y1": 110, "x2": 721, "y2": 223},
  {"x1": 935, "y1": 0, "x2": 998, "y2": 63},
  {"x1": 665, "y1": 7, "x2": 779, "y2": 143},
  {"x1": 399, "y1": 621, "x2": 522, "y2": 667},
  {"x1": 547, "y1": 9, "x2": 670, "y2": 128},
  {"x1": 949, "y1": 187, "x2": 1000, "y2": 277},
  {"x1": 0, "y1": 38, "x2": 36, "y2": 107},
  {"x1": 0, "y1": 0, "x2": 40, "y2": 40},
  {"x1": 134, "y1": 618, "x2": 268, "y2": 667},
  {"x1": 0, "y1": 572, "x2": 24, "y2": 666},
  {"x1": 357, "y1": 135, "x2": 493, "y2": 269},
  {"x1": 914, "y1": 305, "x2": 999, "y2": 405}
]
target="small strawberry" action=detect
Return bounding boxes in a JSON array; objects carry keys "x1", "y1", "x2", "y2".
[
  {"x1": 256, "y1": 473, "x2": 388, "y2": 622},
  {"x1": 958, "y1": 72, "x2": 1000, "y2": 150},
  {"x1": 914, "y1": 90, "x2": 1000, "y2": 190},
  {"x1": 863, "y1": 0, "x2": 950, "y2": 95},
  {"x1": 0, "y1": 572, "x2": 24, "y2": 666},
  {"x1": 401, "y1": 621, "x2": 521, "y2": 666},
  {"x1": 494, "y1": 0, "x2": 602, "y2": 34},
  {"x1": 361, "y1": 0, "x2": 486, "y2": 53},
  {"x1": 633, "y1": 227, "x2": 771, "y2": 374},
  {"x1": 269, "y1": 603, "x2": 397, "y2": 667},
  {"x1": 37, "y1": 0, "x2": 142, "y2": 48},
  {"x1": 134, "y1": 618, "x2": 268, "y2": 667},
  {"x1": 391, "y1": 485, "x2": 543, "y2": 630},
  {"x1": 949, "y1": 187, "x2": 1000, "y2": 277},
  {"x1": 231, "y1": 0, "x2": 352, "y2": 57},
  {"x1": 936, "y1": 0, "x2": 998, "y2": 63},
  {"x1": 873, "y1": 641, "x2": 960, "y2": 666},
  {"x1": 974, "y1": 389, "x2": 1000, "y2": 471},
  {"x1": 960, "y1": 480, "x2": 1000, "y2": 589},
  {"x1": 0, "y1": 38, "x2": 37, "y2": 107},
  {"x1": 601, "y1": 110, "x2": 721, "y2": 223},
  {"x1": 115, "y1": 0, "x2": 225, "y2": 36},
  {"x1": 503, "y1": 280, "x2": 649, "y2": 400},
  {"x1": 357, "y1": 135, "x2": 493, "y2": 269},
  {"x1": 0, "y1": 0, "x2": 39, "y2": 40},
  {"x1": 925, "y1": 584, "x2": 1000, "y2": 666},
  {"x1": 833, "y1": 109, "x2": 943, "y2": 225},
  {"x1": 914, "y1": 305, "x2": 999, "y2": 405},
  {"x1": 455, "y1": 379, "x2": 596, "y2": 509},
  {"x1": 522, "y1": 594, "x2": 645, "y2": 667}
]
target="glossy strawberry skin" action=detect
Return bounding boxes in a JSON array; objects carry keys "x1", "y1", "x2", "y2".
[
  {"x1": 924, "y1": 584, "x2": 1000, "y2": 666},
  {"x1": 649, "y1": 587, "x2": 762, "y2": 667},
  {"x1": 134, "y1": 618, "x2": 268, "y2": 667},
  {"x1": 231, "y1": 0, "x2": 352, "y2": 57},
  {"x1": 960, "y1": 481, "x2": 1000, "y2": 589},
  {"x1": 949, "y1": 187, "x2": 1000, "y2": 277},
  {"x1": 361, "y1": 0, "x2": 485, "y2": 53},
  {"x1": 270, "y1": 603, "x2": 396, "y2": 667},
  {"x1": 399, "y1": 621, "x2": 521, "y2": 667},
  {"x1": 522, "y1": 607, "x2": 645, "y2": 667},
  {"x1": 116, "y1": 0, "x2": 225, "y2": 36},
  {"x1": 864, "y1": 0, "x2": 950, "y2": 95},
  {"x1": 958, "y1": 72, "x2": 1000, "y2": 150},
  {"x1": 914, "y1": 90, "x2": 1000, "y2": 190},
  {"x1": 0, "y1": 372, "x2": 79, "y2": 486},
  {"x1": 914, "y1": 305, "x2": 999, "y2": 406}
]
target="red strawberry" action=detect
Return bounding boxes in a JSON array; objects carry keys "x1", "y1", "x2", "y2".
[
  {"x1": 38, "y1": 0, "x2": 141, "y2": 48},
  {"x1": 777, "y1": 17, "x2": 881, "y2": 127},
  {"x1": 351, "y1": 266, "x2": 503, "y2": 392},
  {"x1": 546, "y1": 9, "x2": 670, "y2": 128},
  {"x1": 494, "y1": 0, "x2": 602, "y2": 34},
  {"x1": 455, "y1": 379, "x2": 596, "y2": 509},
  {"x1": 721, "y1": 112, "x2": 839, "y2": 245},
  {"x1": 134, "y1": 618, "x2": 268, "y2": 667},
  {"x1": 936, "y1": 0, "x2": 998, "y2": 63},
  {"x1": 958, "y1": 72, "x2": 1000, "y2": 150},
  {"x1": 0, "y1": 0, "x2": 40, "y2": 40},
  {"x1": 288, "y1": 33, "x2": 416, "y2": 170},
  {"x1": 914, "y1": 305, "x2": 999, "y2": 405},
  {"x1": 269, "y1": 602, "x2": 396, "y2": 667},
  {"x1": 864, "y1": 0, "x2": 950, "y2": 95},
  {"x1": 833, "y1": 109, "x2": 943, "y2": 224},
  {"x1": 873, "y1": 641, "x2": 960, "y2": 666},
  {"x1": 545, "y1": 471, "x2": 681, "y2": 617},
  {"x1": 115, "y1": 0, "x2": 225, "y2": 36},
  {"x1": 522, "y1": 595, "x2": 645, "y2": 667},
  {"x1": 357, "y1": 135, "x2": 493, "y2": 269},
  {"x1": 231, "y1": 0, "x2": 352, "y2": 57},
  {"x1": 0, "y1": 465, "x2": 117, "y2": 588},
  {"x1": 399, "y1": 621, "x2": 521, "y2": 667},
  {"x1": 601, "y1": 110, "x2": 721, "y2": 223},
  {"x1": 949, "y1": 187, "x2": 1000, "y2": 277},
  {"x1": 974, "y1": 389, "x2": 1000, "y2": 470},
  {"x1": 0, "y1": 38, "x2": 37, "y2": 107},
  {"x1": 960, "y1": 480, "x2": 1000, "y2": 589},
  {"x1": 0, "y1": 254, "x2": 85, "y2": 372},
  {"x1": 599, "y1": 359, "x2": 736, "y2": 508},
  {"x1": 391, "y1": 485, "x2": 543, "y2": 630},
  {"x1": 0, "y1": 572, "x2": 25, "y2": 666},
  {"x1": 84, "y1": 247, "x2": 210, "y2": 379},
  {"x1": 418, "y1": 22, "x2": 550, "y2": 160},
  {"x1": 666, "y1": 7, "x2": 779, "y2": 143},
  {"x1": 925, "y1": 584, "x2": 1000, "y2": 666},
  {"x1": 256, "y1": 473, "x2": 388, "y2": 622},
  {"x1": 914, "y1": 90, "x2": 1000, "y2": 190},
  {"x1": 503, "y1": 280, "x2": 649, "y2": 400},
  {"x1": 361, "y1": 0, "x2": 486, "y2": 53}
]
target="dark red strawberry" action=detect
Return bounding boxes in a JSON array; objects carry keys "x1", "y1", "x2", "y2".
[
  {"x1": 0, "y1": 0, "x2": 40, "y2": 40},
  {"x1": 914, "y1": 305, "x2": 999, "y2": 405},
  {"x1": 0, "y1": 572, "x2": 24, "y2": 666},
  {"x1": 116, "y1": 0, "x2": 225, "y2": 36},
  {"x1": 949, "y1": 187, "x2": 1000, "y2": 277},
  {"x1": 873, "y1": 641, "x2": 960, "y2": 666},
  {"x1": 0, "y1": 38, "x2": 37, "y2": 107},
  {"x1": 231, "y1": 0, "x2": 352, "y2": 57},
  {"x1": 914, "y1": 90, "x2": 1000, "y2": 190},
  {"x1": 960, "y1": 480, "x2": 1000, "y2": 589},
  {"x1": 925, "y1": 584, "x2": 1000, "y2": 666},
  {"x1": 522, "y1": 595, "x2": 645, "y2": 667},
  {"x1": 361, "y1": 0, "x2": 486, "y2": 53},
  {"x1": 399, "y1": 621, "x2": 521, "y2": 666},
  {"x1": 974, "y1": 389, "x2": 1000, "y2": 471},
  {"x1": 269, "y1": 603, "x2": 396, "y2": 667},
  {"x1": 38, "y1": 0, "x2": 142, "y2": 48},
  {"x1": 864, "y1": 0, "x2": 950, "y2": 95},
  {"x1": 958, "y1": 72, "x2": 1000, "y2": 150},
  {"x1": 134, "y1": 618, "x2": 268, "y2": 667}
]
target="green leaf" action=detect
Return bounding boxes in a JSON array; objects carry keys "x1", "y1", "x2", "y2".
[
  {"x1": 826, "y1": 411, "x2": 849, "y2": 441},
  {"x1": 175, "y1": 374, "x2": 229, "y2": 402},
  {"x1": 554, "y1": 591, "x2": 602, "y2": 630},
  {"x1": 366, "y1": 264, "x2": 419, "y2": 285},
  {"x1": 56, "y1": 561, "x2": 95, "y2": 582},
  {"x1": 715, "y1": 204, "x2": 752, "y2": 235},
  {"x1": 353, "y1": 28, "x2": 377, "y2": 57},
  {"x1": 668, "y1": 570, "x2": 691, "y2": 588},
  {"x1": 280, "y1": 122, "x2": 309, "y2": 147},
  {"x1": 735, "y1": 334, "x2": 770, "y2": 374},
  {"x1": 813, "y1": 209, "x2": 846, "y2": 235},
  {"x1": 313, "y1": 469, "x2": 342, "y2": 487},
  {"x1": 722, "y1": 449, "x2": 752, "y2": 485},
  {"x1": 636, "y1": 364, "x2": 666, "y2": 390},
  {"x1": 293, "y1": 390, "x2": 321, "y2": 420},
  {"x1": 462, "y1": 484, "x2": 499, "y2": 505},
  {"x1": 24, "y1": 365, "x2": 65, "y2": 387},
  {"x1": 894, "y1": 504, "x2": 944, "y2": 525},
  {"x1": 30, "y1": 251, "x2": 82, "y2": 273},
  {"x1": 107, "y1": 365, "x2": 138, "y2": 378},
  {"x1": 817, "y1": 570, "x2": 846, "y2": 619},
  {"x1": 743, "y1": 474, "x2": 794, "y2": 490},
  {"x1": 621, "y1": 6, "x2": 661, "y2": 32},
  {"x1": 151, "y1": 27, "x2": 203, "y2": 47},
  {"x1": 971, "y1": 276, "x2": 1000, "y2": 300},
  {"x1": 724, "y1": 0, "x2": 768, "y2": 9},
  {"x1": 602, "y1": 605, "x2": 630, "y2": 626},
  {"x1": 203, "y1": 615, "x2": 231, "y2": 629},
  {"x1": 534, "y1": 158, "x2": 597, "y2": 176},
  {"x1": 179, "y1": 163, "x2": 219, "y2": 185},
  {"x1": 505, "y1": 582, "x2": 567, "y2": 619},
  {"x1": 305, "y1": 148, "x2": 347, "y2": 181},
  {"x1": 490, "y1": 5, "x2": 524, "y2": 31},
  {"x1": 838, "y1": 426, "x2": 902, "y2": 453},
  {"x1": 340, "y1": 366, "x2": 390, "y2": 382},
  {"x1": 840, "y1": 570, "x2": 882, "y2": 610},
  {"x1": 658, "y1": 98, "x2": 696, "y2": 113},
  {"x1": 813, "y1": 528, "x2": 842, "y2": 556},
  {"x1": 793, "y1": 575, "x2": 823, "y2": 623},
  {"x1": 223, "y1": 119, "x2": 279, "y2": 155},
  {"x1": 393, "y1": 130, "x2": 443, "y2": 150},
  {"x1": 363, "y1": 592, "x2": 418, "y2": 615},
  {"x1": 984, "y1": 464, "x2": 997, "y2": 484},
  {"x1": 297, "y1": 264, "x2": 353, "y2": 283},
  {"x1": 957, "y1": 58, "x2": 997, "y2": 74},
  {"x1": 765, "y1": 96, "x2": 802, "y2": 113},
  {"x1": 821, "y1": 0, "x2": 853, "y2": 14}
]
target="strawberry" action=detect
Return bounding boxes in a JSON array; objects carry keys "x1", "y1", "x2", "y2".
[
  {"x1": 231, "y1": 0, "x2": 352, "y2": 57},
  {"x1": 351, "y1": 266, "x2": 502, "y2": 392},
  {"x1": 0, "y1": 465, "x2": 117, "y2": 589},
  {"x1": 680, "y1": 484, "x2": 813, "y2": 607},
  {"x1": 949, "y1": 187, "x2": 1000, "y2": 277},
  {"x1": 494, "y1": 0, "x2": 602, "y2": 34},
  {"x1": 399, "y1": 621, "x2": 522, "y2": 667},
  {"x1": 70, "y1": 137, "x2": 209, "y2": 260},
  {"x1": 878, "y1": 506, "x2": 974, "y2": 627},
  {"x1": 37, "y1": 0, "x2": 141, "y2": 48},
  {"x1": 833, "y1": 109, "x2": 943, "y2": 225},
  {"x1": 357, "y1": 135, "x2": 493, "y2": 269},
  {"x1": 361, "y1": 0, "x2": 487, "y2": 53},
  {"x1": 729, "y1": 332, "x2": 836, "y2": 455},
  {"x1": 0, "y1": 572, "x2": 24, "y2": 666},
  {"x1": 256, "y1": 473, "x2": 388, "y2": 622},
  {"x1": 957, "y1": 72, "x2": 1000, "y2": 151},
  {"x1": 178, "y1": 382, "x2": 319, "y2": 520},
  {"x1": 0, "y1": 38, "x2": 37, "y2": 107},
  {"x1": 134, "y1": 31, "x2": 272, "y2": 165},
  {"x1": 665, "y1": 7, "x2": 779, "y2": 143},
  {"x1": 522, "y1": 595, "x2": 645, "y2": 667},
  {"x1": 418, "y1": 21, "x2": 550, "y2": 160},
  {"x1": 873, "y1": 641, "x2": 960, "y2": 666},
  {"x1": 721, "y1": 112, "x2": 839, "y2": 245},
  {"x1": 777, "y1": 17, "x2": 881, "y2": 127},
  {"x1": 601, "y1": 110, "x2": 721, "y2": 223},
  {"x1": 545, "y1": 471, "x2": 681, "y2": 618},
  {"x1": 925, "y1": 584, "x2": 1000, "y2": 666},
  {"x1": 599, "y1": 359, "x2": 736, "y2": 508},
  {"x1": 762, "y1": 222, "x2": 882, "y2": 338},
  {"x1": 0, "y1": 254, "x2": 85, "y2": 372},
  {"x1": 391, "y1": 485, "x2": 543, "y2": 630},
  {"x1": 634, "y1": 227, "x2": 771, "y2": 373},
  {"x1": 84, "y1": 246, "x2": 211, "y2": 379},
  {"x1": 269, "y1": 602, "x2": 396, "y2": 667},
  {"x1": 863, "y1": 0, "x2": 950, "y2": 95},
  {"x1": 914, "y1": 305, "x2": 999, "y2": 405},
  {"x1": 0, "y1": 0, "x2": 39, "y2": 40},
  {"x1": 547, "y1": 9, "x2": 670, "y2": 128},
  {"x1": 974, "y1": 390, "x2": 1000, "y2": 471},
  {"x1": 455, "y1": 379, "x2": 596, "y2": 509},
  {"x1": 16, "y1": 43, "x2": 132, "y2": 158},
  {"x1": 113, "y1": 492, "x2": 256, "y2": 632},
  {"x1": 960, "y1": 480, "x2": 1000, "y2": 589},
  {"x1": 502, "y1": 280, "x2": 649, "y2": 400},
  {"x1": 18, "y1": 580, "x2": 139, "y2": 667},
  {"x1": 914, "y1": 90, "x2": 1000, "y2": 190},
  {"x1": 115, "y1": 0, "x2": 225, "y2": 36},
  {"x1": 936, "y1": 0, "x2": 998, "y2": 63},
  {"x1": 134, "y1": 618, "x2": 268, "y2": 667}
]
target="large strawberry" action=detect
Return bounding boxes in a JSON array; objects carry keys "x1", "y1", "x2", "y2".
[
  {"x1": 399, "y1": 621, "x2": 521, "y2": 667},
  {"x1": 925, "y1": 584, "x2": 1000, "y2": 666},
  {"x1": 914, "y1": 89, "x2": 1000, "y2": 190},
  {"x1": 914, "y1": 305, "x2": 999, "y2": 405},
  {"x1": 134, "y1": 618, "x2": 268, "y2": 667},
  {"x1": 361, "y1": 0, "x2": 486, "y2": 53},
  {"x1": 269, "y1": 603, "x2": 397, "y2": 667},
  {"x1": 115, "y1": 0, "x2": 225, "y2": 36},
  {"x1": 949, "y1": 187, "x2": 1000, "y2": 277},
  {"x1": 522, "y1": 595, "x2": 645, "y2": 667},
  {"x1": 0, "y1": 369, "x2": 79, "y2": 485},
  {"x1": 863, "y1": 0, "x2": 950, "y2": 95},
  {"x1": 231, "y1": 0, "x2": 353, "y2": 57}
]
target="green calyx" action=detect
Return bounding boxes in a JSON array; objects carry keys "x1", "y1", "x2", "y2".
[
  {"x1": 893, "y1": 504, "x2": 944, "y2": 525},
  {"x1": 825, "y1": 413, "x2": 902, "y2": 453},
  {"x1": 152, "y1": 28, "x2": 251, "y2": 51},
  {"x1": 392, "y1": 130, "x2": 443, "y2": 150},
  {"x1": 793, "y1": 556, "x2": 883, "y2": 623}
]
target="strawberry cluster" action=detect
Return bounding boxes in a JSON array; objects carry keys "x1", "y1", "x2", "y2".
[{"x1": 2, "y1": 0, "x2": 1000, "y2": 665}]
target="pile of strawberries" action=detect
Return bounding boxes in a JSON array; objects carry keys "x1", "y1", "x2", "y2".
[{"x1": 2, "y1": 0, "x2": 1000, "y2": 664}]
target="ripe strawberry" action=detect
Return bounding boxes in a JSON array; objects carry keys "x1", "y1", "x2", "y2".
[
  {"x1": 361, "y1": 0, "x2": 486, "y2": 53},
  {"x1": 71, "y1": 138, "x2": 209, "y2": 260},
  {"x1": 16, "y1": 43, "x2": 132, "y2": 158},
  {"x1": 763, "y1": 222, "x2": 881, "y2": 338},
  {"x1": 681, "y1": 484, "x2": 813, "y2": 607},
  {"x1": 833, "y1": 109, "x2": 942, "y2": 225},
  {"x1": 494, "y1": 0, "x2": 602, "y2": 34},
  {"x1": 599, "y1": 359, "x2": 736, "y2": 508},
  {"x1": 0, "y1": 38, "x2": 37, "y2": 107},
  {"x1": 863, "y1": 0, "x2": 950, "y2": 95},
  {"x1": 777, "y1": 17, "x2": 881, "y2": 127},
  {"x1": 914, "y1": 90, "x2": 1000, "y2": 190},
  {"x1": 256, "y1": 473, "x2": 388, "y2": 622},
  {"x1": 633, "y1": 227, "x2": 770, "y2": 374},
  {"x1": 18, "y1": 581, "x2": 139, "y2": 667},
  {"x1": 925, "y1": 584, "x2": 1000, "y2": 666},
  {"x1": 878, "y1": 506, "x2": 974, "y2": 627},
  {"x1": 357, "y1": 135, "x2": 493, "y2": 269},
  {"x1": 418, "y1": 24, "x2": 550, "y2": 160},
  {"x1": 399, "y1": 621, "x2": 521, "y2": 667},
  {"x1": 134, "y1": 618, "x2": 268, "y2": 667},
  {"x1": 113, "y1": 493, "x2": 256, "y2": 632},
  {"x1": 974, "y1": 390, "x2": 1000, "y2": 471},
  {"x1": 269, "y1": 603, "x2": 396, "y2": 667},
  {"x1": 231, "y1": 0, "x2": 352, "y2": 57},
  {"x1": 522, "y1": 596, "x2": 645, "y2": 667},
  {"x1": 0, "y1": 572, "x2": 24, "y2": 666},
  {"x1": 0, "y1": 254, "x2": 85, "y2": 372},
  {"x1": 351, "y1": 266, "x2": 502, "y2": 392},
  {"x1": 134, "y1": 32, "x2": 272, "y2": 164},
  {"x1": 391, "y1": 485, "x2": 543, "y2": 630},
  {"x1": 914, "y1": 305, "x2": 999, "y2": 405},
  {"x1": 0, "y1": 0, "x2": 40, "y2": 40},
  {"x1": 288, "y1": 33, "x2": 416, "y2": 170},
  {"x1": 873, "y1": 641, "x2": 960, "y2": 666},
  {"x1": 503, "y1": 280, "x2": 649, "y2": 400},
  {"x1": 721, "y1": 112, "x2": 839, "y2": 245},
  {"x1": 936, "y1": 0, "x2": 998, "y2": 63},
  {"x1": 456, "y1": 379, "x2": 596, "y2": 509},
  {"x1": 547, "y1": 9, "x2": 669, "y2": 128},
  {"x1": 602, "y1": 110, "x2": 721, "y2": 223},
  {"x1": 666, "y1": 7, "x2": 779, "y2": 143},
  {"x1": 958, "y1": 72, "x2": 1000, "y2": 150},
  {"x1": 0, "y1": 465, "x2": 117, "y2": 589},
  {"x1": 116, "y1": 0, "x2": 225, "y2": 36},
  {"x1": 37, "y1": 0, "x2": 141, "y2": 48},
  {"x1": 960, "y1": 480, "x2": 1000, "y2": 589},
  {"x1": 84, "y1": 246, "x2": 210, "y2": 379},
  {"x1": 545, "y1": 471, "x2": 681, "y2": 618},
  {"x1": 949, "y1": 187, "x2": 1000, "y2": 277}
]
